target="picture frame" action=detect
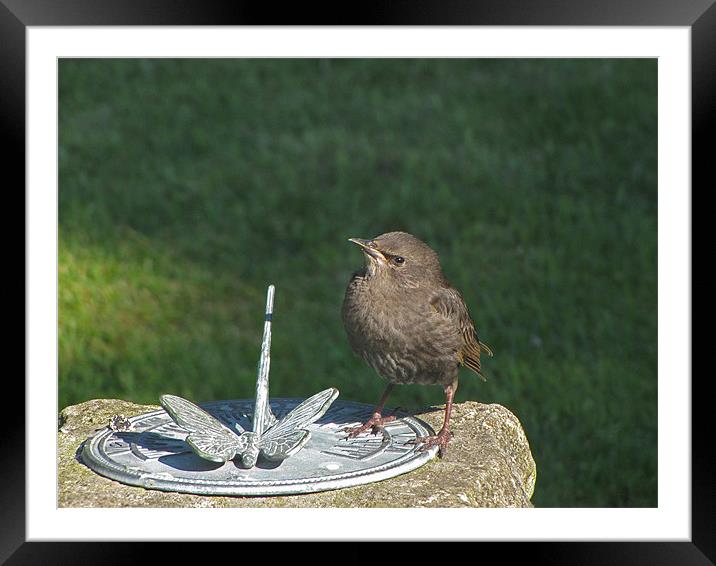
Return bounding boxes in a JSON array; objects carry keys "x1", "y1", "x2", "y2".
[{"x1": 7, "y1": 0, "x2": 707, "y2": 562}]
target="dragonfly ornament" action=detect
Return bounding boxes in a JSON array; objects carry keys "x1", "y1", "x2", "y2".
[{"x1": 160, "y1": 285, "x2": 339, "y2": 468}]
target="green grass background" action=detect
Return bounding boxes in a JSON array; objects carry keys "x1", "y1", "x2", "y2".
[{"x1": 59, "y1": 58, "x2": 657, "y2": 507}]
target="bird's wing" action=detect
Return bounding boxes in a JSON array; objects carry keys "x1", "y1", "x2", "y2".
[{"x1": 429, "y1": 287, "x2": 492, "y2": 381}]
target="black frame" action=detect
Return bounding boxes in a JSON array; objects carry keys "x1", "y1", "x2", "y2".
[{"x1": 6, "y1": 1, "x2": 709, "y2": 563}]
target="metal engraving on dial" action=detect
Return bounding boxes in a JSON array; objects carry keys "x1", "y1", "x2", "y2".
[{"x1": 81, "y1": 398, "x2": 439, "y2": 497}]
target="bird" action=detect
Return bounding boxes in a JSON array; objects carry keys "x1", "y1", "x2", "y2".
[{"x1": 341, "y1": 231, "x2": 492, "y2": 457}]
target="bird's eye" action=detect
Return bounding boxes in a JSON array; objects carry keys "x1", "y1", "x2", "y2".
[{"x1": 393, "y1": 256, "x2": 405, "y2": 265}]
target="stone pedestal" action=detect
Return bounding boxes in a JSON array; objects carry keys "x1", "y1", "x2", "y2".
[{"x1": 59, "y1": 398, "x2": 536, "y2": 508}]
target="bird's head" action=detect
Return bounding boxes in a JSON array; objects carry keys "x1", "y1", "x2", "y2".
[{"x1": 348, "y1": 231, "x2": 443, "y2": 288}]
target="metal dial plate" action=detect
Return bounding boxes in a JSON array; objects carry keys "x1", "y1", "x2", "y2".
[{"x1": 81, "y1": 398, "x2": 439, "y2": 497}]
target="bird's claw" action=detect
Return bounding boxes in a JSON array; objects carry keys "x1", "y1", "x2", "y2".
[
  {"x1": 413, "y1": 429, "x2": 453, "y2": 458},
  {"x1": 342, "y1": 414, "x2": 396, "y2": 438}
]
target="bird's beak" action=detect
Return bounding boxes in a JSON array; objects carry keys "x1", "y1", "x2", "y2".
[{"x1": 348, "y1": 238, "x2": 387, "y2": 262}]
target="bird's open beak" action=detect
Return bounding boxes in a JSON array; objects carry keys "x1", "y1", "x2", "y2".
[{"x1": 348, "y1": 238, "x2": 387, "y2": 262}]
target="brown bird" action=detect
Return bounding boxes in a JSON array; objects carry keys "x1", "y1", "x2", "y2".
[{"x1": 341, "y1": 231, "x2": 492, "y2": 457}]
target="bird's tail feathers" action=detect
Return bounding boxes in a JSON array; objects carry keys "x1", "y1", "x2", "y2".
[{"x1": 462, "y1": 356, "x2": 488, "y2": 382}]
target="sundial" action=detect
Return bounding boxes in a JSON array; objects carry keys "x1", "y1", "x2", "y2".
[{"x1": 81, "y1": 285, "x2": 439, "y2": 496}]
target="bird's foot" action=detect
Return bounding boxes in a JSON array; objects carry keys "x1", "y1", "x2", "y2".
[
  {"x1": 342, "y1": 413, "x2": 397, "y2": 438},
  {"x1": 413, "y1": 428, "x2": 453, "y2": 458}
]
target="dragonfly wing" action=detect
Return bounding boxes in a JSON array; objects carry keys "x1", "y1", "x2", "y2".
[
  {"x1": 264, "y1": 388, "x2": 339, "y2": 439},
  {"x1": 160, "y1": 394, "x2": 246, "y2": 434},
  {"x1": 259, "y1": 430, "x2": 310, "y2": 461},
  {"x1": 187, "y1": 430, "x2": 250, "y2": 463},
  {"x1": 160, "y1": 394, "x2": 246, "y2": 462},
  {"x1": 260, "y1": 408, "x2": 278, "y2": 434}
]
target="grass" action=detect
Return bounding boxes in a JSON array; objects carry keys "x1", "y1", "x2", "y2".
[{"x1": 58, "y1": 58, "x2": 657, "y2": 507}]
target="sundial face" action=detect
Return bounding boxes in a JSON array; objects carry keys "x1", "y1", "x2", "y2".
[{"x1": 81, "y1": 398, "x2": 439, "y2": 496}]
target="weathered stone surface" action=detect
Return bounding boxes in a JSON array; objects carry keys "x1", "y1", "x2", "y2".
[{"x1": 58, "y1": 398, "x2": 536, "y2": 508}]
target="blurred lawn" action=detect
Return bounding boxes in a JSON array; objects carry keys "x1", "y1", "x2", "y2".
[{"x1": 58, "y1": 59, "x2": 657, "y2": 508}]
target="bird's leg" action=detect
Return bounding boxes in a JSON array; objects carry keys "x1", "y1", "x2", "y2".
[
  {"x1": 415, "y1": 378, "x2": 457, "y2": 458},
  {"x1": 343, "y1": 384, "x2": 396, "y2": 437}
]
